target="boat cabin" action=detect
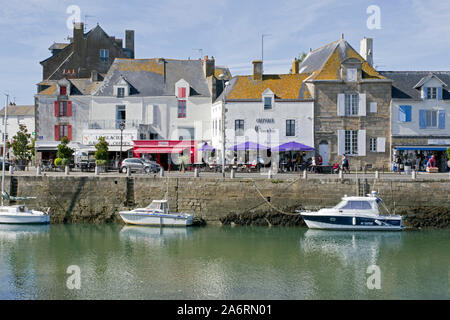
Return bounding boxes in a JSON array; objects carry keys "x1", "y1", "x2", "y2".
[{"x1": 146, "y1": 200, "x2": 169, "y2": 214}]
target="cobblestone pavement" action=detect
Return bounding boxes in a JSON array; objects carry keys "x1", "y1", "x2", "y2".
[{"x1": 7, "y1": 167, "x2": 450, "y2": 181}]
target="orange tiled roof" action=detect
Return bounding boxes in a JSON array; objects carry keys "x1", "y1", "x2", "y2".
[
  {"x1": 113, "y1": 58, "x2": 165, "y2": 76},
  {"x1": 226, "y1": 73, "x2": 312, "y2": 100},
  {"x1": 40, "y1": 84, "x2": 57, "y2": 95}
]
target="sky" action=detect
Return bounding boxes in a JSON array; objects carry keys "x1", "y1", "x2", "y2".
[{"x1": 0, "y1": 0, "x2": 449, "y2": 105}]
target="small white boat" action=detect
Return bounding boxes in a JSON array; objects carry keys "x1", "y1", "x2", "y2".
[
  {"x1": 119, "y1": 200, "x2": 194, "y2": 226},
  {"x1": 298, "y1": 191, "x2": 405, "y2": 231},
  {"x1": 0, "y1": 204, "x2": 50, "y2": 224}
]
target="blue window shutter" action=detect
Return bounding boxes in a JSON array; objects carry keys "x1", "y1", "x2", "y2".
[
  {"x1": 405, "y1": 106, "x2": 412, "y2": 122},
  {"x1": 419, "y1": 110, "x2": 426, "y2": 128},
  {"x1": 437, "y1": 87, "x2": 443, "y2": 100},
  {"x1": 438, "y1": 110, "x2": 446, "y2": 129},
  {"x1": 398, "y1": 106, "x2": 406, "y2": 122}
]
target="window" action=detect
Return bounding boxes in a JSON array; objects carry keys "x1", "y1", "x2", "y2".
[
  {"x1": 59, "y1": 86, "x2": 67, "y2": 95},
  {"x1": 178, "y1": 100, "x2": 186, "y2": 118},
  {"x1": 17, "y1": 116, "x2": 25, "y2": 124},
  {"x1": 427, "y1": 87, "x2": 437, "y2": 99},
  {"x1": 100, "y1": 49, "x2": 109, "y2": 62},
  {"x1": 117, "y1": 87, "x2": 125, "y2": 98},
  {"x1": 341, "y1": 201, "x2": 372, "y2": 210},
  {"x1": 426, "y1": 110, "x2": 438, "y2": 128},
  {"x1": 347, "y1": 68, "x2": 357, "y2": 82},
  {"x1": 369, "y1": 138, "x2": 377, "y2": 152},
  {"x1": 59, "y1": 101, "x2": 68, "y2": 116},
  {"x1": 344, "y1": 130, "x2": 358, "y2": 155},
  {"x1": 235, "y1": 119, "x2": 244, "y2": 136},
  {"x1": 286, "y1": 120, "x2": 295, "y2": 136},
  {"x1": 264, "y1": 97, "x2": 272, "y2": 110},
  {"x1": 178, "y1": 87, "x2": 186, "y2": 98},
  {"x1": 116, "y1": 105, "x2": 126, "y2": 129},
  {"x1": 345, "y1": 94, "x2": 359, "y2": 116},
  {"x1": 59, "y1": 125, "x2": 68, "y2": 139}
]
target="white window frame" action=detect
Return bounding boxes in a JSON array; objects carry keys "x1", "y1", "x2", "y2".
[
  {"x1": 369, "y1": 138, "x2": 377, "y2": 152},
  {"x1": 425, "y1": 110, "x2": 438, "y2": 128},
  {"x1": 345, "y1": 94, "x2": 359, "y2": 116},
  {"x1": 344, "y1": 130, "x2": 358, "y2": 155},
  {"x1": 426, "y1": 87, "x2": 437, "y2": 99},
  {"x1": 100, "y1": 49, "x2": 109, "y2": 62}
]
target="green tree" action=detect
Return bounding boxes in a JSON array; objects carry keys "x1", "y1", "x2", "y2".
[
  {"x1": 56, "y1": 136, "x2": 74, "y2": 161},
  {"x1": 10, "y1": 124, "x2": 32, "y2": 162},
  {"x1": 289, "y1": 52, "x2": 308, "y2": 73},
  {"x1": 94, "y1": 136, "x2": 109, "y2": 165}
]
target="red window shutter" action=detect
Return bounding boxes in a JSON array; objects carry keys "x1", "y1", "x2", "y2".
[
  {"x1": 178, "y1": 87, "x2": 186, "y2": 98},
  {"x1": 68, "y1": 125, "x2": 72, "y2": 141},
  {"x1": 54, "y1": 101, "x2": 59, "y2": 117},
  {"x1": 60, "y1": 86, "x2": 67, "y2": 95},
  {"x1": 54, "y1": 125, "x2": 59, "y2": 141},
  {"x1": 67, "y1": 101, "x2": 72, "y2": 116}
]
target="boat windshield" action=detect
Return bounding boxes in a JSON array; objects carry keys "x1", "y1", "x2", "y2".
[
  {"x1": 146, "y1": 202, "x2": 163, "y2": 210},
  {"x1": 376, "y1": 198, "x2": 391, "y2": 215}
]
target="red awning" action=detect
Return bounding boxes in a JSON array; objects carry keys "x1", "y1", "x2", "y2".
[{"x1": 134, "y1": 147, "x2": 187, "y2": 154}]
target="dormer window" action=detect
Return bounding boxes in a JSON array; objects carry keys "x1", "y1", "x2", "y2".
[
  {"x1": 117, "y1": 87, "x2": 125, "y2": 98},
  {"x1": 60, "y1": 86, "x2": 67, "y2": 95},
  {"x1": 178, "y1": 87, "x2": 186, "y2": 98},
  {"x1": 100, "y1": 49, "x2": 109, "y2": 62},
  {"x1": 347, "y1": 68, "x2": 357, "y2": 82},
  {"x1": 427, "y1": 87, "x2": 437, "y2": 99},
  {"x1": 264, "y1": 97, "x2": 272, "y2": 110}
]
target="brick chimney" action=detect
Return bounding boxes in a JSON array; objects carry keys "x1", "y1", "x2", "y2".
[
  {"x1": 125, "y1": 30, "x2": 135, "y2": 58},
  {"x1": 292, "y1": 58, "x2": 299, "y2": 74},
  {"x1": 203, "y1": 55, "x2": 215, "y2": 77},
  {"x1": 360, "y1": 37, "x2": 373, "y2": 66},
  {"x1": 252, "y1": 60, "x2": 263, "y2": 81},
  {"x1": 73, "y1": 22, "x2": 84, "y2": 43}
]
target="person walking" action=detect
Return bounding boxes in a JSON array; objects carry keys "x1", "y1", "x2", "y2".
[{"x1": 341, "y1": 154, "x2": 350, "y2": 173}]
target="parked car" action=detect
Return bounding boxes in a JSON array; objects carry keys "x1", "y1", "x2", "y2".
[
  {"x1": 142, "y1": 159, "x2": 161, "y2": 173},
  {"x1": 0, "y1": 158, "x2": 12, "y2": 171},
  {"x1": 120, "y1": 158, "x2": 160, "y2": 174}
]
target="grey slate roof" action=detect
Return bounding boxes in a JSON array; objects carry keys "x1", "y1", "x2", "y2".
[
  {"x1": 93, "y1": 58, "x2": 211, "y2": 97},
  {"x1": 298, "y1": 40, "x2": 341, "y2": 74},
  {"x1": 379, "y1": 71, "x2": 450, "y2": 100},
  {"x1": 0, "y1": 105, "x2": 34, "y2": 116}
]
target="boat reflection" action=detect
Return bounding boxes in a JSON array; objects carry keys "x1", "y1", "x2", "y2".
[
  {"x1": 119, "y1": 225, "x2": 194, "y2": 246},
  {"x1": 0, "y1": 224, "x2": 50, "y2": 242},
  {"x1": 299, "y1": 229, "x2": 404, "y2": 266}
]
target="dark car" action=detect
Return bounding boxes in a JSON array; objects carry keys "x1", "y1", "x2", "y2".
[
  {"x1": 120, "y1": 158, "x2": 160, "y2": 174},
  {"x1": 0, "y1": 158, "x2": 11, "y2": 171}
]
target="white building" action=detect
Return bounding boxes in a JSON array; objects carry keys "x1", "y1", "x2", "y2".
[
  {"x1": 380, "y1": 71, "x2": 450, "y2": 171},
  {"x1": 0, "y1": 104, "x2": 35, "y2": 158},
  {"x1": 212, "y1": 60, "x2": 314, "y2": 169}
]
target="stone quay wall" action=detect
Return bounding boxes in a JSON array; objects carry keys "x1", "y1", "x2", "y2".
[{"x1": 5, "y1": 175, "x2": 449, "y2": 225}]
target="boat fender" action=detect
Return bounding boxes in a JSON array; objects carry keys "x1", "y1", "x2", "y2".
[
  {"x1": 352, "y1": 217, "x2": 356, "y2": 225},
  {"x1": 374, "y1": 219, "x2": 383, "y2": 226}
]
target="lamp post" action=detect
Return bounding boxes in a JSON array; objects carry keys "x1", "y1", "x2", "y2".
[
  {"x1": 219, "y1": 76, "x2": 229, "y2": 177},
  {"x1": 119, "y1": 121, "x2": 125, "y2": 165}
]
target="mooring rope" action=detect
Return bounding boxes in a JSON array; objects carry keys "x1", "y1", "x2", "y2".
[{"x1": 250, "y1": 180, "x2": 300, "y2": 216}]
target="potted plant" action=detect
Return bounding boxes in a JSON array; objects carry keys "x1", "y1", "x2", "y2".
[
  {"x1": 94, "y1": 137, "x2": 109, "y2": 173},
  {"x1": 10, "y1": 124, "x2": 32, "y2": 170},
  {"x1": 56, "y1": 136, "x2": 74, "y2": 171}
]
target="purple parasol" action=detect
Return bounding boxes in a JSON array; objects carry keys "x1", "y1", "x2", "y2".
[
  {"x1": 272, "y1": 141, "x2": 315, "y2": 152},
  {"x1": 228, "y1": 141, "x2": 270, "y2": 151},
  {"x1": 199, "y1": 143, "x2": 215, "y2": 151}
]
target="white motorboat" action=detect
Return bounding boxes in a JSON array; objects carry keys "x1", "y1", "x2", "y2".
[
  {"x1": 0, "y1": 94, "x2": 50, "y2": 224},
  {"x1": 119, "y1": 200, "x2": 194, "y2": 226},
  {"x1": 298, "y1": 191, "x2": 405, "y2": 231}
]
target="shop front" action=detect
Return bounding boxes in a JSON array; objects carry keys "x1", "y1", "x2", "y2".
[
  {"x1": 133, "y1": 140, "x2": 197, "y2": 170},
  {"x1": 392, "y1": 145, "x2": 449, "y2": 172}
]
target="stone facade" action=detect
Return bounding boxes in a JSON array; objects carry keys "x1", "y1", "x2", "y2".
[
  {"x1": 312, "y1": 80, "x2": 392, "y2": 169},
  {"x1": 7, "y1": 175, "x2": 450, "y2": 224}
]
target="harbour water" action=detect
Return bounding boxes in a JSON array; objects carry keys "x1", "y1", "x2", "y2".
[{"x1": 0, "y1": 224, "x2": 448, "y2": 299}]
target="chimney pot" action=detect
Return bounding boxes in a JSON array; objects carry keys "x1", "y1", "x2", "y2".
[
  {"x1": 360, "y1": 37, "x2": 373, "y2": 66},
  {"x1": 292, "y1": 58, "x2": 299, "y2": 74}
]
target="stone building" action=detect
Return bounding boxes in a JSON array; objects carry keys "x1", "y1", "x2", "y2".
[
  {"x1": 39, "y1": 22, "x2": 134, "y2": 83},
  {"x1": 299, "y1": 37, "x2": 392, "y2": 169},
  {"x1": 379, "y1": 71, "x2": 450, "y2": 171}
]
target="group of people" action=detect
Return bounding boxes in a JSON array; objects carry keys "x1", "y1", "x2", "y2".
[
  {"x1": 330, "y1": 154, "x2": 350, "y2": 174},
  {"x1": 393, "y1": 153, "x2": 438, "y2": 172}
]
